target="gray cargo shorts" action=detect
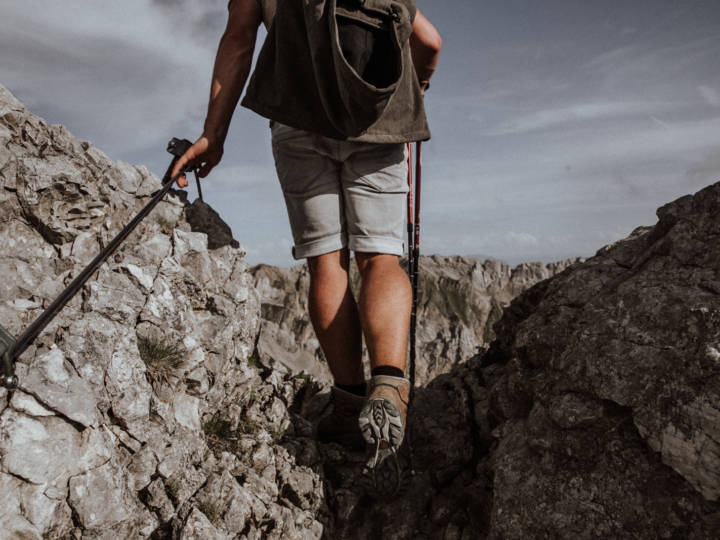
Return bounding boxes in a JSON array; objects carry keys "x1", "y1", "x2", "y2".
[{"x1": 270, "y1": 121, "x2": 408, "y2": 260}]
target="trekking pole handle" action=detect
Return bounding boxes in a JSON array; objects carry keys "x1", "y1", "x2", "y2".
[{"x1": 168, "y1": 138, "x2": 203, "y2": 201}]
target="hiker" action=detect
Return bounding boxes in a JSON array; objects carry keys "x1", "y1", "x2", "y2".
[{"x1": 171, "y1": 0, "x2": 441, "y2": 460}]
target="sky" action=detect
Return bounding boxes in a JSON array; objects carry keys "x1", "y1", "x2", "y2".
[{"x1": 2, "y1": 0, "x2": 720, "y2": 266}]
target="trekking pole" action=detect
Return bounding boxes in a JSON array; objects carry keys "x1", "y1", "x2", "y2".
[
  {"x1": 0, "y1": 137, "x2": 193, "y2": 389},
  {"x1": 409, "y1": 141, "x2": 421, "y2": 392},
  {"x1": 401, "y1": 141, "x2": 421, "y2": 483},
  {"x1": 406, "y1": 141, "x2": 414, "y2": 285}
]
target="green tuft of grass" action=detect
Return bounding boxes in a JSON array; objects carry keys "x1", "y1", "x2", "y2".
[
  {"x1": 203, "y1": 416, "x2": 233, "y2": 439},
  {"x1": 137, "y1": 333, "x2": 185, "y2": 384},
  {"x1": 155, "y1": 215, "x2": 175, "y2": 235},
  {"x1": 198, "y1": 502, "x2": 220, "y2": 524},
  {"x1": 203, "y1": 412, "x2": 260, "y2": 455},
  {"x1": 166, "y1": 480, "x2": 180, "y2": 502},
  {"x1": 237, "y1": 416, "x2": 259, "y2": 435},
  {"x1": 247, "y1": 350, "x2": 261, "y2": 369}
]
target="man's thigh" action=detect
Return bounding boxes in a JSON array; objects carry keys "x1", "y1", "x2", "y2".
[
  {"x1": 271, "y1": 122, "x2": 346, "y2": 259},
  {"x1": 341, "y1": 142, "x2": 408, "y2": 256}
]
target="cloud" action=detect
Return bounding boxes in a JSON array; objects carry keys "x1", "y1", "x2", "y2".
[
  {"x1": 698, "y1": 85, "x2": 720, "y2": 107},
  {"x1": 648, "y1": 115, "x2": 671, "y2": 129},
  {"x1": 488, "y1": 101, "x2": 679, "y2": 136},
  {"x1": 585, "y1": 35, "x2": 720, "y2": 78},
  {"x1": 0, "y1": 1, "x2": 226, "y2": 158},
  {"x1": 568, "y1": 115, "x2": 720, "y2": 169},
  {"x1": 422, "y1": 224, "x2": 635, "y2": 266}
]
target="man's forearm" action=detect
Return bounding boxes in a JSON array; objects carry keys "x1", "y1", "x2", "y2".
[
  {"x1": 410, "y1": 10, "x2": 442, "y2": 91},
  {"x1": 203, "y1": 2, "x2": 261, "y2": 144}
]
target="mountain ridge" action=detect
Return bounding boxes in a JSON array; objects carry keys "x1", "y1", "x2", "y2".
[{"x1": 251, "y1": 254, "x2": 580, "y2": 384}]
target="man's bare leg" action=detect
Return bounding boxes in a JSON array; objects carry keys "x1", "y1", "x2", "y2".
[
  {"x1": 310, "y1": 250, "x2": 412, "y2": 452},
  {"x1": 307, "y1": 249, "x2": 364, "y2": 386},
  {"x1": 308, "y1": 251, "x2": 411, "y2": 376},
  {"x1": 354, "y1": 253, "x2": 411, "y2": 372},
  {"x1": 354, "y1": 252, "x2": 412, "y2": 459},
  {"x1": 309, "y1": 249, "x2": 367, "y2": 449}
]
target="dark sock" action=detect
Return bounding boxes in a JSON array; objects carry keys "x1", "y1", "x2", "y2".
[
  {"x1": 371, "y1": 366, "x2": 405, "y2": 378},
  {"x1": 336, "y1": 382, "x2": 367, "y2": 396}
]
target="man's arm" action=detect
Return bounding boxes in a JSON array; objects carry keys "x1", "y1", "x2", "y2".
[
  {"x1": 172, "y1": 0, "x2": 263, "y2": 186},
  {"x1": 409, "y1": 9, "x2": 442, "y2": 95}
]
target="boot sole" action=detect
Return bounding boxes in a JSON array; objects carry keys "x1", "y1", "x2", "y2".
[{"x1": 358, "y1": 398, "x2": 405, "y2": 452}]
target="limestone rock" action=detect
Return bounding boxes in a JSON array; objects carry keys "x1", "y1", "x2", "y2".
[
  {"x1": 68, "y1": 459, "x2": 156, "y2": 534},
  {"x1": 0, "y1": 84, "x2": 319, "y2": 538},
  {"x1": 179, "y1": 507, "x2": 230, "y2": 540},
  {"x1": 145, "y1": 478, "x2": 175, "y2": 523},
  {"x1": 21, "y1": 345, "x2": 100, "y2": 427}
]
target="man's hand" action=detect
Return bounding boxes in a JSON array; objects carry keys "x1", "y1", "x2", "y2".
[{"x1": 170, "y1": 135, "x2": 223, "y2": 188}]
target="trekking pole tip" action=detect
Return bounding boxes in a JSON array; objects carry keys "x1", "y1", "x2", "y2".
[{"x1": 2, "y1": 374, "x2": 18, "y2": 389}]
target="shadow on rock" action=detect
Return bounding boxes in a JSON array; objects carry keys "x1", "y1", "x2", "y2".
[{"x1": 279, "y1": 356, "x2": 495, "y2": 539}]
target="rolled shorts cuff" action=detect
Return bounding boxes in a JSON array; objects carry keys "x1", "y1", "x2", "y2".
[
  {"x1": 293, "y1": 235, "x2": 347, "y2": 260},
  {"x1": 349, "y1": 235, "x2": 405, "y2": 256}
]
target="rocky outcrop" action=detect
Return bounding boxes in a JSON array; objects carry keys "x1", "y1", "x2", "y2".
[
  {"x1": 251, "y1": 264, "x2": 332, "y2": 381},
  {"x1": 0, "y1": 84, "x2": 323, "y2": 539},
  {"x1": 413, "y1": 255, "x2": 576, "y2": 383},
  {"x1": 252, "y1": 256, "x2": 576, "y2": 384},
  {"x1": 480, "y1": 185, "x2": 720, "y2": 536}
]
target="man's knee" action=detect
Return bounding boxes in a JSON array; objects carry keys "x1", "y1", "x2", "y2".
[
  {"x1": 355, "y1": 252, "x2": 400, "y2": 278},
  {"x1": 307, "y1": 248, "x2": 350, "y2": 280}
]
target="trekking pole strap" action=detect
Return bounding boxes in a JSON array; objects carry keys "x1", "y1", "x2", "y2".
[{"x1": 194, "y1": 169, "x2": 204, "y2": 201}]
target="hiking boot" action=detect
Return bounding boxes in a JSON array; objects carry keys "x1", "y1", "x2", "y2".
[
  {"x1": 316, "y1": 386, "x2": 366, "y2": 450},
  {"x1": 358, "y1": 375, "x2": 410, "y2": 456}
]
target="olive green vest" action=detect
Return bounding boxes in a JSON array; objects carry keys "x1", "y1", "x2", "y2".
[{"x1": 241, "y1": 0, "x2": 430, "y2": 143}]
